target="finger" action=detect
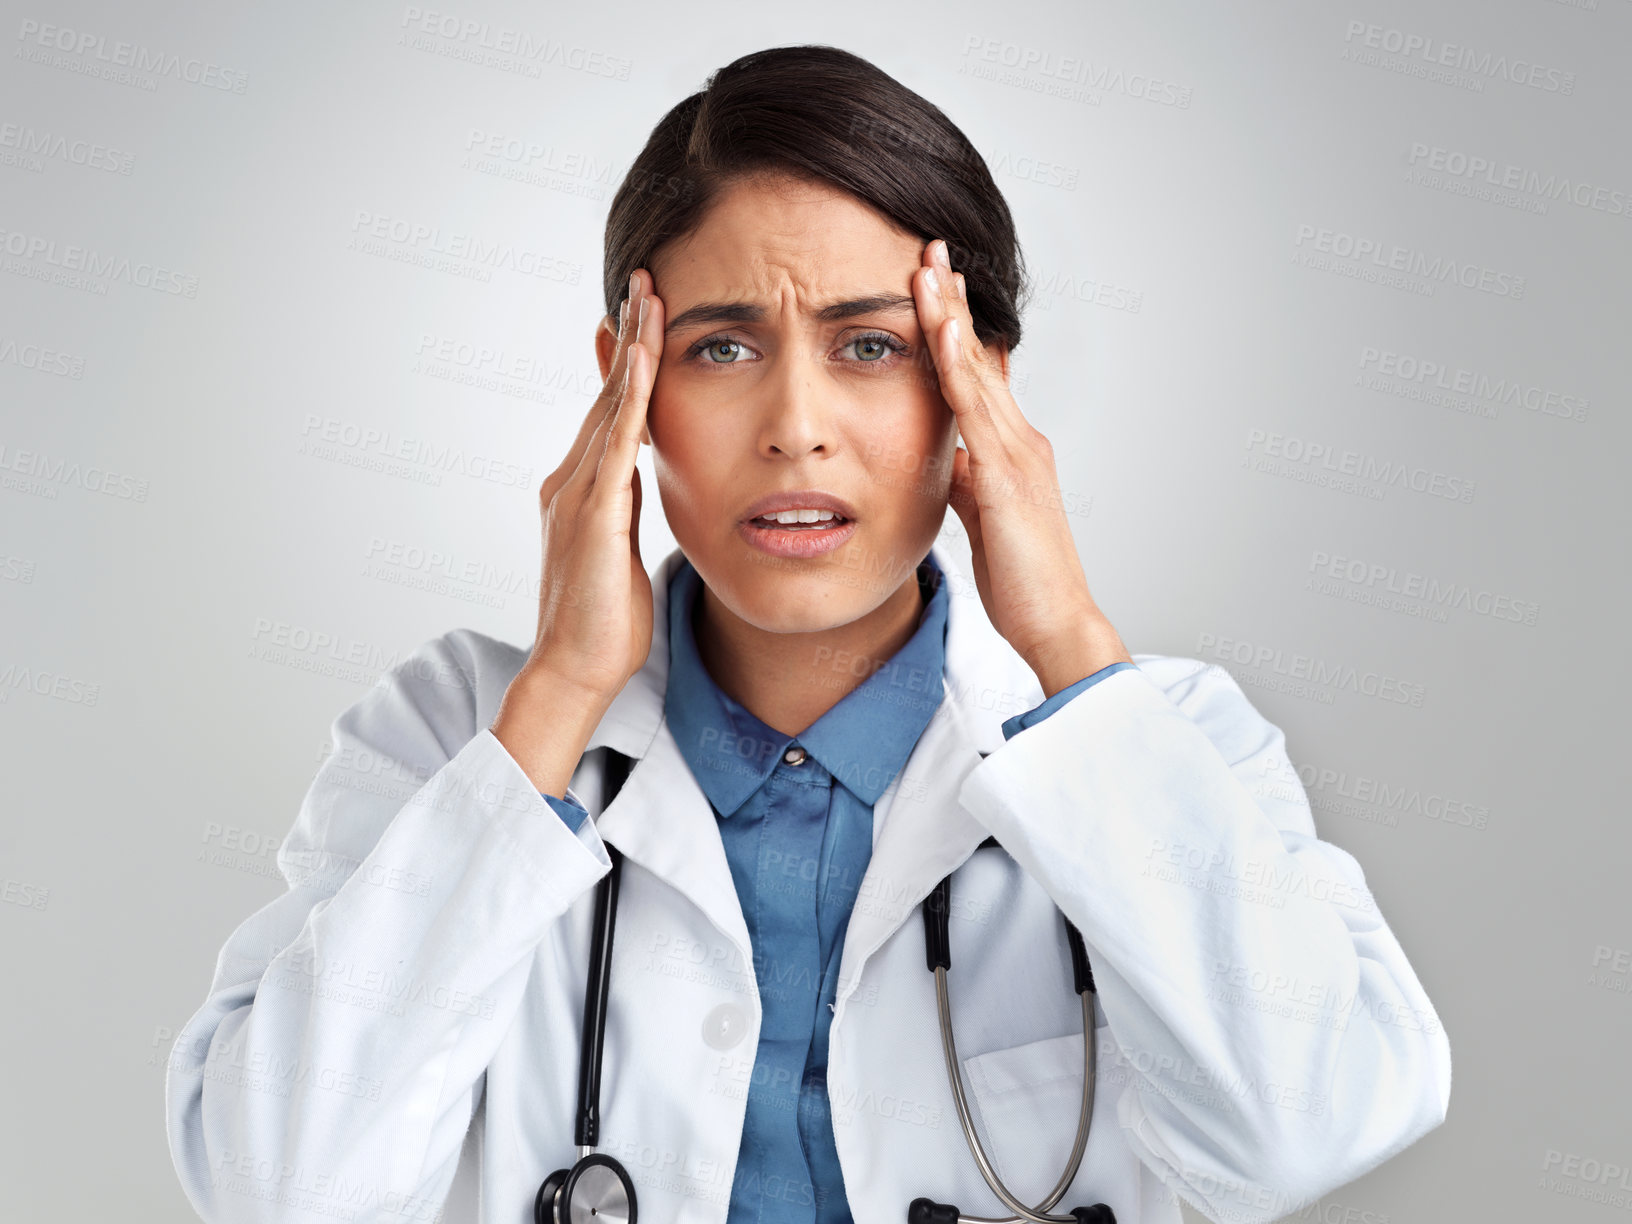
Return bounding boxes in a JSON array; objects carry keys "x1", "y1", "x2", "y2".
[
  {"x1": 935, "y1": 244, "x2": 1017, "y2": 437},
  {"x1": 914, "y1": 240, "x2": 1012, "y2": 459},
  {"x1": 931, "y1": 241, "x2": 1001, "y2": 385},
  {"x1": 604, "y1": 283, "x2": 664, "y2": 472},
  {"x1": 546, "y1": 297, "x2": 630, "y2": 508},
  {"x1": 560, "y1": 272, "x2": 649, "y2": 485},
  {"x1": 571, "y1": 271, "x2": 660, "y2": 493},
  {"x1": 594, "y1": 289, "x2": 663, "y2": 524}
]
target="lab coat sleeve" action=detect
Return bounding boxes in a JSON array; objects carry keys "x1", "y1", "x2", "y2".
[
  {"x1": 958, "y1": 659, "x2": 1451, "y2": 1224},
  {"x1": 542, "y1": 790, "x2": 590, "y2": 833},
  {"x1": 164, "y1": 628, "x2": 613, "y2": 1224},
  {"x1": 999, "y1": 661, "x2": 1139, "y2": 739}
]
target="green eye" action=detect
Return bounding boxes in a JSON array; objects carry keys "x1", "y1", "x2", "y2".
[
  {"x1": 846, "y1": 332, "x2": 908, "y2": 364},
  {"x1": 683, "y1": 330, "x2": 907, "y2": 368}
]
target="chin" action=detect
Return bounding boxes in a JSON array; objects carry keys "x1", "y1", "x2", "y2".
[
  {"x1": 698, "y1": 542, "x2": 896, "y2": 630},
  {"x1": 730, "y1": 562, "x2": 884, "y2": 625}
]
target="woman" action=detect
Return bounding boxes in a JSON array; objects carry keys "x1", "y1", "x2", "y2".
[{"x1": 165, "y1": 45, "x2": 1450, "y2": 1224}]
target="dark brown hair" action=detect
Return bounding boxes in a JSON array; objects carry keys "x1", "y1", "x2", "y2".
[{"x1": 601, "y1": 44, "x2": 1030, "y2": 354}]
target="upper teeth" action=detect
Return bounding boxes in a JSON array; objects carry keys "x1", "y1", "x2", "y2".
[{"x1": 758, "y1": 508, "x2": 839, "y2": 524}]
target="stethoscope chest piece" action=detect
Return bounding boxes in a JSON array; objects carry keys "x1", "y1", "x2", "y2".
[
  {"x1": 534, "y1": 1169, "x2": 567, "y2": 1224},
  {"x1": 536, "y1": 1152, "x2": 636, "y2": 1224}
]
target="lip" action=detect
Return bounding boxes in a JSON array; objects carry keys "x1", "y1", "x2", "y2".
[
  {"x1": 737, "y1": 515, "x2": 859, "y2": 560},
  {"x1": 738, "y1": 488, "x2": 859, "y2": 524}
]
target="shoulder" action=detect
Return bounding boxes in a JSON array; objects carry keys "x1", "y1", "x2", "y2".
[
  {"x1": 1127, "y1": 652, "x2": 1289, "y2": 760},
  {"x1": 1127, "y1": 652, "x2": 1313, "y2": 834},
  {"x1": 342, "y1": 627, "x2": 530, "y2": 752},
  {"x1": 284, "y1": 628, "x2": 532, "y2": 891}
]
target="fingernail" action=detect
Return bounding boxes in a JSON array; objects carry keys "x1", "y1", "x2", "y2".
[
  {"x1": 953, "y1": 273, "x2": 964, "y2": 300},
  {"x1": 620, "y1": 299, "x2": 629, "y2": 332},
  {"x1": 629, "y1": 270, "x2": 640, "y2": 299},
  {"x1": 638, "y1": 297, "x2": 649, "y2": 333},
  {"x1": 937, "y1": 240, "x2": 952, "y2": 268},
  {"x1": 924, "y1": 267, "x2": 939, "y2": 294}
]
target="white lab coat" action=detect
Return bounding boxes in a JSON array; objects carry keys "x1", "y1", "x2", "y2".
[{"x1": 165, "y1": 542, "x2": 1451, "y2": 1224}]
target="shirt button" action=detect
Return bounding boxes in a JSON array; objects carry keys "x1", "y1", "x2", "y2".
[
  {"x1": 783, "y1": 745, "x2": 806, "y2": 765},
  {"x1": 701, "y1": 1002, "x2": 749, "y2": 1050}
]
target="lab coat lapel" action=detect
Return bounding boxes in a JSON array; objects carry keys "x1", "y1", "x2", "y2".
[
  {"x1": 574, "y1": 541, "x2": 1041, "y2": 987},
  {"x1": 833, "y1": 695, "x2": 989, "y2": 993},
  {"x1": 579, "y1": 548, "x2": 755, "y2": 961},
  {"x1": 835, "y1": 539, "x2": 1041, "y2": 1002},
  {"x1": 592, "y1": 719, "x2": 755, "y2": 960}
]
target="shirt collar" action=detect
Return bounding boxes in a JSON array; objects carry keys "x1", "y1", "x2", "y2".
[{"x1": 663, "y1": 551, "x2": 949, "y2": 818}]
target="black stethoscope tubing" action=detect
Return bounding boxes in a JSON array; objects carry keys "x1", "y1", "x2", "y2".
[
  {"x1": 534, "y1": 747, "x2": 1116, "y2": 1224},
  {"x1": 536, "y1": 748, "x2": 637, "y2": 1224}
]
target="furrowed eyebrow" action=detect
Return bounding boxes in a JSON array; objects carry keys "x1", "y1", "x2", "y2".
[{"x1": 663, "y1": 293, "x2": 917, "y2": 337}]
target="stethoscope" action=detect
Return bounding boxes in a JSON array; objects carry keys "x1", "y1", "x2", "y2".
[{"x1": 535, "y1": 748, "x2": 1117, "y2": 1224}]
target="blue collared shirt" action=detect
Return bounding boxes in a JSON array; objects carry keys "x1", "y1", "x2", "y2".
[{"x1": 539, "y1": 553, "x2": 1133, "y2": 1223}]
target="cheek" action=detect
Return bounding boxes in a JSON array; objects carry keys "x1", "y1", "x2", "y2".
[
  {"x1": 645, "y1": 384, "x2": 697, "y2": 461},
  {"x1": 647, "y1": 392, "x2": 732, "y2": 511},
  {"x1": 920, "y1": 415, "x2": 959, "y2": 500},
  {"x1": 858, "y1": 413, "x2": 957, "y2": 508}
]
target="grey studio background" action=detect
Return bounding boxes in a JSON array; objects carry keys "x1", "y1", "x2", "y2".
[{"x1": 2, "y1": 0, "x2": 1627, "y2": 1221}]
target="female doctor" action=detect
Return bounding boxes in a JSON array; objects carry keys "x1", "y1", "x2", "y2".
[{"x1": 165, "y1": 45, "x2": 1451, "y2": 1224}]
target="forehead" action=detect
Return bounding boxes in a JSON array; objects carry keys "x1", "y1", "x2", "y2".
[{"x1": 652, "y1": 174, "x2": 924, "y2": 302}]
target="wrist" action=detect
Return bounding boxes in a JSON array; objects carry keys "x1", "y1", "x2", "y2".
[
  {"x1": 490, "y1": 666, "x2": 614, "y2": 797},
  {"x1": 1024, "y1": 613, "x2": 1132, "y2": 699},
  {"x1": 516, "y1": 658, "x2": 620, "y2": 718}
]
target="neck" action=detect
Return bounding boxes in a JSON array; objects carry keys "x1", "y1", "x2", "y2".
[{"x1": 693, "y1": 569, "x2": 928, "y2": 737}]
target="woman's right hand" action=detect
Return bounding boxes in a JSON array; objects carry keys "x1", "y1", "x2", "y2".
[{"x1": 518, "y1": 268, "x2": 666, "y2": 712}]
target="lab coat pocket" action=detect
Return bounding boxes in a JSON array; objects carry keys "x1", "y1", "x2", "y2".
[{"x1": 959, "y1": 1019, "x2": 1113, "y2": 1202}]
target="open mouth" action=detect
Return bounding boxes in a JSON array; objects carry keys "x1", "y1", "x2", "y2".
[
  {"x1": 738, "y1": 510, "x2": 859, "y2": 558},
  {"x1": 745, "y1": 512, "x2": 852, "y2": 532}
]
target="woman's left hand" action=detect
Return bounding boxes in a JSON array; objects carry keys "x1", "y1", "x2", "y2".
[{"x1": 913, "y1": 237, "x2": 1133, "y2": 697}]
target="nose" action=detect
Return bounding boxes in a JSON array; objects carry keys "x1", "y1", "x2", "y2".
[{"x1": 755, "y1": 347, "x2": 836, "y2": 461}]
